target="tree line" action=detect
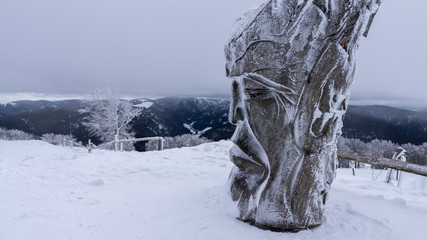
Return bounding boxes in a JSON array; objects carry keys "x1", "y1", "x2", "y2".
[
  {"x1": 3, "y1": 126, "x2": 425, "y2": 167},
  {"x1": 338, "y1": 137, "x2": 427, "y2": 167}
]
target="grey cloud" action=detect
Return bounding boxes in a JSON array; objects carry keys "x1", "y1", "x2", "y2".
[{"x1": 0, "y1": 0, "x2": 426, "y2": 108}]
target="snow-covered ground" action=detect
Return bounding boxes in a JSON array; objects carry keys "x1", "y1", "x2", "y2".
[{"x1": 1, "y1": 140, "x2": 426, "y2": 240}]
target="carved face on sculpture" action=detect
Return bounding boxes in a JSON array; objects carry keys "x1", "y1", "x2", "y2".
[
  {"x1": 229, "y1": 74, "x2": 296, "y2": 168},
  {"x1": 225, "y1": 0, "x2": 381, "y2": 231},
  {"x1": 228, "y1": 73, "x2": 298, "y2": 219}
]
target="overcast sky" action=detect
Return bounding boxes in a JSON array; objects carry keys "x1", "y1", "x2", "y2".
[{"x1": 0, "y1": 0, "x2": 426, "y2": 108}]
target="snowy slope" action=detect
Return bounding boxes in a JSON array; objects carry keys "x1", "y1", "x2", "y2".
[{"x1": 0, "y1": 140, "x2": 426, "y2": 240}]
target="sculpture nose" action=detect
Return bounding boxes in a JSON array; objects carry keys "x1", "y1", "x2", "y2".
[{"x1": 230, "y1": 80, "x2": 245, "y2": 124}]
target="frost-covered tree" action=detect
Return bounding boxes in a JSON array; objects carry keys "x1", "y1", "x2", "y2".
[
  {"x1": 344, "y1": 138, "x2": 369, "y2": 168},
  {"x1": 402, "y1": 143, "x2": 427, "y2": 166},
  {"x1": 345, "y1": 138, "x2": 368, "y2": 154},
  {"x1": 367, "y1": 139, "x2": 397, "y2": 159},
  {"x1": 80, "y1": 88, "x2": 142, "y2": 148},
  {"x1": 337, "y1": 137, "x2": 351, "y2": 168},
  {"x1": 337, "y1": 137, "x2": 427, "y2": 168},
  {"x1": 338, "y1": 138, "x2": 398, "y2": 168}
]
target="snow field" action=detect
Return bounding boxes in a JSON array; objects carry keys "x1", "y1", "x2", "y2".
[{"x1": 0, "y1": 140, "x2": 426, "y2": 240}]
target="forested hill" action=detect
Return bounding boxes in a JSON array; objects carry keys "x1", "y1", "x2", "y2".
[
  {"x1": 343, "y1": 105, "x2": 427, "y2": 145},
  {"x1": 1, "y1": 98, "x2": 427, "y2": 147}
]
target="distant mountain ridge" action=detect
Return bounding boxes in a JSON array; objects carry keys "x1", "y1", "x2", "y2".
[
  {"x1": 1, "y1": 98, "x2": 427, "y2": 150},
  {"x1": 0, "y1": 100, "x2": 82, "y2": 118},
  {"x1": 343, "y1": 105, "x2": 427, "y2": 145}
]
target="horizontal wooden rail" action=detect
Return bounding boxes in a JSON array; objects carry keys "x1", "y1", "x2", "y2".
[
  {"x1": 87, "y1": 137, "x2": 164, "y2": 152},
  {"x1": 113, "y1": 137, "x2": 163, "y2": 144},
  {"x1": 338, "y1": 150, "x2": 427, "y2": 177},
  {"x1": 116, "y1": 137, "x2": 164, "y2": 151}
]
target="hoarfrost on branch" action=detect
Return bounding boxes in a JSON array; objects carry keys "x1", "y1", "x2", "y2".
[{"x1": 80, "y1": 88, "x2": 142, "y2": 149}]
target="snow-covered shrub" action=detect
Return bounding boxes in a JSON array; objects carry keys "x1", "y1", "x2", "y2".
[
  {"x1": 145, "y1": 134, "x2": 211, "y2": 151},
  {"x1": 345, "y1": 138, "x2": 369, "y2": 155},
  {"x1": 337, "y1": 136, "x2": 351, "y2": 168},
  {"x1": 337, "y1": 137, "x2": 398, "y2": 168},
  {"x1": 0, "y1": 128, "x2": 35, "y2": 140},
  {"x1": 144, "y1": 138, "x2": 165, "y2": 151},
  {"x1": 366, "y1": 139, "x2": 398, "y2": 169},
  {"x1": 42, "y1": 133, "x2": 78, "y2": 146},
  {"x1": 341, "y1": 138, "x2": 370, "y2": 168},
  {"x1": 120, "y1": 142, "x2": 136, "y2": 151},
  {"x1": 402, "y1": 143, "x2": 427, "y2": 166},
  {"x1": 366, "y1": 139, "x2": 397, "y2": 159},
  {"x1": 337, "y1": 137, "x2": 427, "y2": 167}
]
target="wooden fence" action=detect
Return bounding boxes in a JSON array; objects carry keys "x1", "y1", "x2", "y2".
[
  {"x1": 44, "y1": 138, "x2": 427, "y2": 178},
  {"x1": 338, "y1": 150, "x2": 427, "y2": 177},
  {"x1": 115, "y1": 137, "x2": 164, "y2": 151},
  {"x1": 86, "y1": 137, "x2": 164, "y2": 153}
]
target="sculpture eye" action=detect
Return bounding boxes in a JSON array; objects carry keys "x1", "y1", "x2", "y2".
[{"x1": 244, "y1": 88, "x2": 269, "y2": 99}]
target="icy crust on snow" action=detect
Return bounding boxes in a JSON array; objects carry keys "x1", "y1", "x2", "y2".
[{"x1": 225, "y1": 0, "x2": 382, "y2": 230}]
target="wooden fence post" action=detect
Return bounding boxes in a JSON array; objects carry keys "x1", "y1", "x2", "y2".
[
  {"x1": 88, "y1": 139, "x2": 92, "y2": 153},
  {"x1": 386, "y1": 147, "x2": 406, "y2": 183},
  {"x1": 158, "y1": 137, "x2": 163, "y2": 151}
]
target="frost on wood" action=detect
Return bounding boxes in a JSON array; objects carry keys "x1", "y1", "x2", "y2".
[
  {"x1": 225, "y1": 0, "x2": 382, "y2": 231},
  {"x1": 338, "y1": 150, "x2": 427, "y2": 178}
]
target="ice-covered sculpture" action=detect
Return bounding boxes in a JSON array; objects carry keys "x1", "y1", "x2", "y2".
[{"x1": 225, "y1": 0, "x2": 381, "y2": 231}]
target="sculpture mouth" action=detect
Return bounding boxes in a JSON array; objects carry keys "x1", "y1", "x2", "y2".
[{"x1": 229, "y1": 145, "x2": 265, "y2": 174}]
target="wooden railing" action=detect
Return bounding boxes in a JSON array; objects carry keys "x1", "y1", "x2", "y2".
[
  {"x1": 115, "y1": 137, "x2": 164, "y2": 151},
  {"x1": 86, "y1": 137, "x2": 164, "y2": 153},
  {"x1": 338, "y1": 150, "x2": 427, "y2": 177},
  {"x1": 48, "y1": 138, "x2": 426, "y2": 177}
]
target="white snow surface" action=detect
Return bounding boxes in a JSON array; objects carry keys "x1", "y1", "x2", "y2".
[{"x1": 1, "y1": 140, "x2": 427, "y2": 240}]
